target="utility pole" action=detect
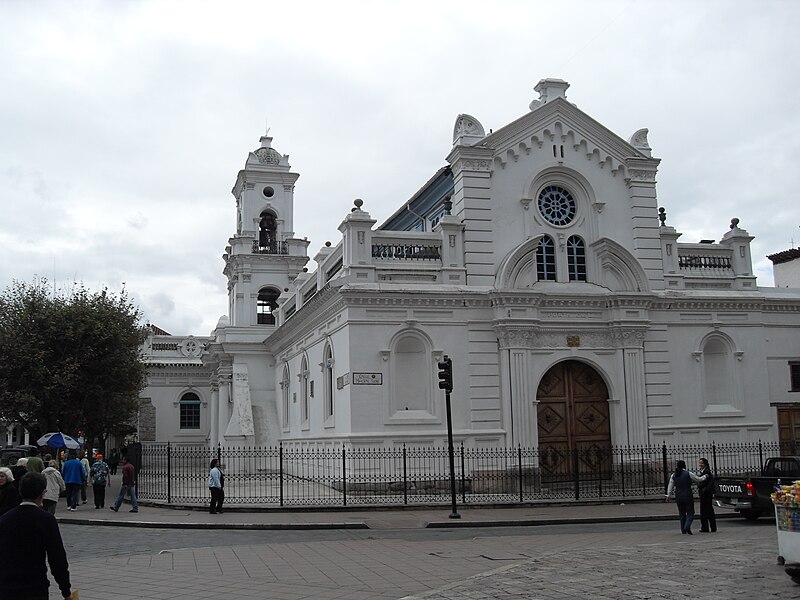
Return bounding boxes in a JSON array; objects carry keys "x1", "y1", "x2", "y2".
[{"x1": 438, "y1": 355, "x2": 460, "y2": 519}]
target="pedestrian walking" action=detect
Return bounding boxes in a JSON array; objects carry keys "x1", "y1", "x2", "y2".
[
  {"x1": 42, "y1": 460, "x2": 66, "y2": 515},
  {"x1": 665, "y1": 459, "x2": 707, "y2": 534},
  {"x1": 25, "y1": 447, "x2": 45, "y2": 474},
  {"x1": 0, "y1": 467, "x2": 20, "y2": 517},
  {"x1": 110, "y1": 455, "x2": 138, "y2": 513},
  {"x1": 90, "y1": 454, "x2": 110, "y2": 509},
  {"x1": 79, "y1": 452, "x2": 90, "y2": 505},
  {"x1": 108, "y1": 448, "x2": 120, "y2": 475},
  {"x1": 208, "y1": 458, "x2": 225, "y2": 514},
  {"x1": 60, "y1": 451, "x2": 85, "y2": 511},
  {"x1": 697, "y1": 457, "x2": 717, "y2": 533},
  {"x1": 0, "y1": 472, "x2": 75, "y2": 600},
  {"x1": 9, "y1": 458, "x2": 28, "y2": 492}
]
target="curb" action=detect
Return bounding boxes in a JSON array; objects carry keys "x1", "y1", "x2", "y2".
[
  {"x1": 56, "y1": 517, "x2": 370, "y2": 530},
  {"x1": 425, "y1": 511, "x2": 744, "y2": 528}
]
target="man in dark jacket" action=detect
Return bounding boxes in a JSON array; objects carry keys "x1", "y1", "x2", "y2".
[{"x1": 0, "y1": 472, "x2": 74, "y2": 600}]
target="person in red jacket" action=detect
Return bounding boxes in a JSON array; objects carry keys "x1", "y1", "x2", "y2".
[
  {"x1": 0, "y1": 472, "x2": 74, "y2": 600},
  {"x1": 110, "y1": 455, "x2": 138, "y2": 513}
]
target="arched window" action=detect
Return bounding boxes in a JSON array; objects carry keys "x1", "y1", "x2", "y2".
[
  {"x1": 323, "y1": 345, "x2": 334, "y2": 419},
  {"x1": 257, "y1": 288, "x2": 280, "y2": 325},
  {"x1": 258, "y1": 211, "x2": 278, "y2": 252},
  {"x1": 179, "y1": 392, "x2": 201, "y2": 430},
  {"x1": 567, "y1": 235, "x2": 587, "y2": 281},
  {"x1": 281, "y1": 365, "x2": 290, "y2": 428},
  {"x1": 536, "y1": 235, "x2": 556, "y2": 281},
  {"x1": 300, "y1": 357, "x2": 309, "y2": 425}
]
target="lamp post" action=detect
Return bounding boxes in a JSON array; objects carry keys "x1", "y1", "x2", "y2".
[{"x1": 438, "y1": 355, "x2": 460, "y2": 519}]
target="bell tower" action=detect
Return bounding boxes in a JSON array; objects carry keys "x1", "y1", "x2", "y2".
[{"x1": 224, "y1": 134, "x2": 310, "y2": 327}]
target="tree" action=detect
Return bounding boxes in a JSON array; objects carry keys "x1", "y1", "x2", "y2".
[{"x1": 0, "y1": 279, "x2": 148, "y2": 446}]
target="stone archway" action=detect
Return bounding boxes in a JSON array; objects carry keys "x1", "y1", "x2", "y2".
[{"x1": 536, "y1": 360, "x2": 611, "y2": 480}]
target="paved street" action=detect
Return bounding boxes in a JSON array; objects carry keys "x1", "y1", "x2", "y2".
[{"x1": 45, "y1": 507, "x2": 795, "y2": 600}]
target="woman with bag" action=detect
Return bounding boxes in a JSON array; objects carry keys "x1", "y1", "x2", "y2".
[
  {"x1": 42, "y1": 460, "x2": 66, "y2": 514},
  {"x1": 208, "y1": 459, "x2": 224, "y2": 514},
  {"x1": 697, "y1": 457, "x2": 717, "y2": 532}
]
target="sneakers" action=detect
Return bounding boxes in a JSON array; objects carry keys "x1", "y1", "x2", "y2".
[
  {"x1": 68, "y1": 507, "x2": 76, "y2": 511},
  {"x1": 110, "y1": 507, "x2": 118, "y2": 512}
]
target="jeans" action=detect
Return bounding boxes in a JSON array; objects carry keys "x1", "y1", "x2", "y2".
[
  {"x1": 676, "y1": 496, "x2": 694, "y2": 532},
  {"x1": 113, "y1": 484, "x2": 138, "y2": 511},
  {"x1": 65, "y1": 483, "x2": 81, "y2": 508}
]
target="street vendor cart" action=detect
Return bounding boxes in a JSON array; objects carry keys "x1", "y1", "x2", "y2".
[{"x1": 773, "y1": 481, "x2": 800, "y2": 584}]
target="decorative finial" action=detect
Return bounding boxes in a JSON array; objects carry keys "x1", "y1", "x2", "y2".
[
  {"x1": 325, "y1": 241, "x2": 331, "y2": 247},
  {"x1": 354, "y1": 198, "x2": 363, "y2": 209},
  {"x1": 730, "y1": 217, "x2": 739, "y2": 229},
  {"x1": 658, "y1": 207, "x2": 667, "y2": 226},
  {"x1": 302, "y1": 267, "x2": 308, "y2": 272},
  {"x1": 443, "y1": 195, "x2": 453, "y2": 216}
]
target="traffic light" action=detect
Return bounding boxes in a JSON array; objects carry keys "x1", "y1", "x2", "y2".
[{"x1": 438, "y1": 355, "x2": 453, "y2": 393}]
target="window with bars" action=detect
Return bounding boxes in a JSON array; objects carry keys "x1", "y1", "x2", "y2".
[
  {"x1": 567, "y1": 236, "x2": 587, "y2": 281},
  {"x1": 536, "y1": 236, "x2": 557, "y2": 281},
  {"x1": 179, "y1": 392, "x2": 201, "y2": 429}
]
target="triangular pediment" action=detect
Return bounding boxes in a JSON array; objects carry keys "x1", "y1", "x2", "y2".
[{"x1": 476, "y1": 97, "x2": 654, "y2": 178}]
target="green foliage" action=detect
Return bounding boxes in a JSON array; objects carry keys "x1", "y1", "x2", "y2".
[{"x1": 0, "y1": 279, "x2": 148, "y2": 442}]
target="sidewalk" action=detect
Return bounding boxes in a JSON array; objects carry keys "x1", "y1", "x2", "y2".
[
  {"x1": 55, "y1": 499, "x2": 740, "y2": 530},
  {"x1": 53, "y1": 501, "x2": 786, "y2": 600}
]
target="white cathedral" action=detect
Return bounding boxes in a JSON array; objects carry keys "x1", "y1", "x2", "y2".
[{"x1": 138, "y1": 78, "x2": 800, "y2": 457}]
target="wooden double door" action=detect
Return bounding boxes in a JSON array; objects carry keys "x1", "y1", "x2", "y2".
[
  {"x1": 778, "y1": 407, "x2": 800, "y2": 455},
  {"x1": 537, "y1": 360, "x2": 612, "y2": 479}
]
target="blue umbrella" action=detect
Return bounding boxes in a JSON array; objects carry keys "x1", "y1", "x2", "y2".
[{"x1": 36, "y1": 432, "x2": 81, "y2": 450}]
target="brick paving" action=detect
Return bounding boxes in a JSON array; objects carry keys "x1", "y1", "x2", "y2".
[{"x1": 44, "y1": 503, "x2": 797, "y2": 599}]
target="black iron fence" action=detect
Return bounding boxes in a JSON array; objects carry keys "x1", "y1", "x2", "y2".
[{"x1": 133, "y1": 440, "x2": 791, "y2": 507}]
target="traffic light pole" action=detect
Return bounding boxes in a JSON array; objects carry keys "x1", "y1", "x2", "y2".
[{"x1": 444, "y1": 388, "x2": 460, "y2": 519}]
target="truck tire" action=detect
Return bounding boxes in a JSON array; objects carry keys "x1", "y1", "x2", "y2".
[{"x1": 740, "y1": 509, "x2": 761, "y2": 521}]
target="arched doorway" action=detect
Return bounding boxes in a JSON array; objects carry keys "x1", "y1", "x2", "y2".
[{"x1": 536, "y1": 360, "x2": 611, "y2": 480}]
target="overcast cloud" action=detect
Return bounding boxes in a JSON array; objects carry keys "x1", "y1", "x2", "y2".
[{"x1": 1, "y1": 0, "x2": 798, "y2": 335}]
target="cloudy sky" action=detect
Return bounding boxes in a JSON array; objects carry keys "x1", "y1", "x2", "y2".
[{"x1": 1, "y1": 1, "x2": 798, "y2": 335}]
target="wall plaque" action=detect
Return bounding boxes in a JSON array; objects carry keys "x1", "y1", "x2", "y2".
[{"x1": 353, "y1": 373, "x2": 382, "y2": 385}]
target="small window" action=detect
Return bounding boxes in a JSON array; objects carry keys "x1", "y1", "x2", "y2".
[
  {"x1": 536, "y1": 235, "x2": 556, "y2": 281},
  {"x1": 791, "y1": 362, "x2": 800, "y2": 392},
  {"x1": 179, "y1": 393, "x2": 201, "y2": 429},
  {"x1": 567, "y1": 235, "x2": 587, "y2": 281}
]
